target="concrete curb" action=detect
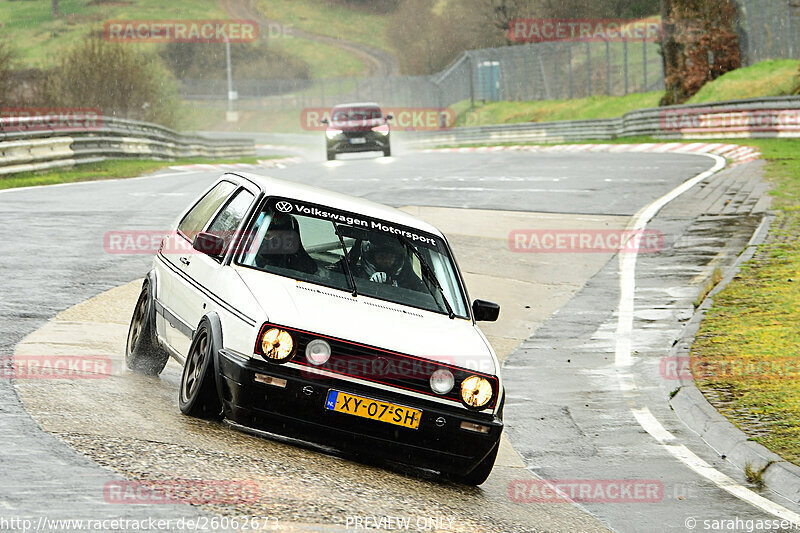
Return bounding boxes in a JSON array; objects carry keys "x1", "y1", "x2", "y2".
[{"x1": 669, "y1": 210, "x2": 800, "y2": 505}]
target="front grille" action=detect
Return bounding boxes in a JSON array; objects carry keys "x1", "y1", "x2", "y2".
[{"x1": 253, "y1": 322, "x2": 498, "y2": 410}]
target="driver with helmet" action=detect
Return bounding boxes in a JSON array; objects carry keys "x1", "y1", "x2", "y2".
[{"x1": 354, "y1": 234, "x2": 424, "y2": 291}]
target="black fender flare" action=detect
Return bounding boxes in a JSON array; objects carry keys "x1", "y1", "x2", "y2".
[
  {"x1": 144, "y1": 270, "x2": 159, "y2": 345},
  {"x1": 496, "y1": 386, "x2": 505, "y2": 421},
  {"x1": 199, "y1": 312, "x2": 226, "y2": 407},
  {"x1": 146, "y1": 270, "x2": 158, "y2": 301}
]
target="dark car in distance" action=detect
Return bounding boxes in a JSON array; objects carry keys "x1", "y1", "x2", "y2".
[{"x1": 322, "y1": 102, "x2": 392, "y2": 160}]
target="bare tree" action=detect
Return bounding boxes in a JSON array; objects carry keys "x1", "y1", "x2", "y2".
[
  {"x1": 660, "y1": 0, "x2": 741, "y2": 105},
  {"x1": 481, "y1": 0, "x2": 534, "y2": 34},
  {"x1": 37, "y1": 37, "x2": 182, "y2": 128},
  {"x1": 52, "y1": 0, "x2": 59, "y2": 17}
]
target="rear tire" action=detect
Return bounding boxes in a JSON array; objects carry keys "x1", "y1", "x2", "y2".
[
  {"x1": 444, "y1": 442, "x2": 499, "y2": 486},
  {"x1": 179, "y1": 321, "x2": 223, "y2": 420},
  {"x1": 125, "y1": 281, "x2": 169, "y2": 376}
]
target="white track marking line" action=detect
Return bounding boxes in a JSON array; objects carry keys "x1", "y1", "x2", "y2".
[
  {"x1": 614, "y1": 153, "x2": 800, "y2": 522},
  {"x1": 634, "y1": 408, "x2": 800, "y2": 523}
]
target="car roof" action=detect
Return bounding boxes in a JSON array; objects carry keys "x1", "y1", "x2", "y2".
[
  {"x1": 331, "y1": 102, "x2": 381, "y2": 110},
  {"x1": 228, "y1": 172, "x2": 444, "y2": 238}
]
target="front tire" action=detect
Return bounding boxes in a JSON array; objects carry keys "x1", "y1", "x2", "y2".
[
  {"x1": 383, "y1": 144, "x2": 391, "y2": 157},
  {"x1": 179, "y1": 321, "x2": 223, "y2": 420},
  {"x1": 125, "y1": 281, "x2": 169, "y2": 375},
  {"x1": 326, "y1": 150, "x2": 336, "y2": 161}
]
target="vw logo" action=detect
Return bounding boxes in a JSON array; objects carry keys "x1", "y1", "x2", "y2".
[{"x1": 275, "y1": 201, "x2": 293, "y2": 213}]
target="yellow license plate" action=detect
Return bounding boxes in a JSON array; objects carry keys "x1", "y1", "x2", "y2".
[{"x1": 325, "y1": 390, "x2": 421, "y2": 429}]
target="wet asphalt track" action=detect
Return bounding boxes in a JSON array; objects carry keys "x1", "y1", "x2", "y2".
[{"x1": 1, "y1": 145, "x2": 795, "y2": 531}]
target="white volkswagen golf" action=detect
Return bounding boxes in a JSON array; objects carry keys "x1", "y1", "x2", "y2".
[{"x1": 125, "y1": 173, "x2": 504, "y2": 485}]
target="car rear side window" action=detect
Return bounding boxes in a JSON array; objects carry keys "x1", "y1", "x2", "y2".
[
  {"x1": 178, "y1": 181, "x2": 237, "y2": 239},
  {"x1": 206, "y1": 189, "x2": 255, "y2": 252}
]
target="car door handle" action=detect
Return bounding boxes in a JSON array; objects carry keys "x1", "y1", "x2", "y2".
[{"x1": 179, "y1": 257, "x2": 191, "y2": 266}]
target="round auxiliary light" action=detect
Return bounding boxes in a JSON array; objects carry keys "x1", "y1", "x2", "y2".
[
  {"x1": 460, "y1": 375, "x2": 493, "y2": 409},
  {"x1": 430, "y1": 368, "x2": 455, "y2": 395},
  {"x1": 305, "y1": 339, "x2": 332, "y2": 366},
  {"x1": 260, "y1": 328, "x2": 294, "y2": 362}
]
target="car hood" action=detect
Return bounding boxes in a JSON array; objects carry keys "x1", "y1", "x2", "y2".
[{"x1": 236, "y1": 268, "x2": 496, "y2": 375}]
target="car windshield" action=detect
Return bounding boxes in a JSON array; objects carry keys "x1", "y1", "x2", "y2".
[
  {"x1": 332, "y1": 108, "x2": 382, "y2": 123},
  {"x1": 237, "y1": 198, "x2": 468, "y2": 318}
]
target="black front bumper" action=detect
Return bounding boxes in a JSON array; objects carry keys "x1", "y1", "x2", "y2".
[
  {"x1": 327, "y1": 132, "x2": 389, "y2": 154},
  {"x1": 217, "y1": 350, "x2": 503, "y2": 476}
]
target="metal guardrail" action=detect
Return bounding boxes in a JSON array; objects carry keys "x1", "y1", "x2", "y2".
[
  {"x1": 0, "y1": 115, "x2": 255, "y2": 176},
  {"x1": 401, "y1": 96, "x2": 800, "y2": 147}
]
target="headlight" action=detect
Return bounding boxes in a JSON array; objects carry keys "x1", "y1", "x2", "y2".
[
  {"x1": 305, "y1": 339, "x2": 331, "y2": 366},
  {"x1": 430, "y1": 368, "x2": 454, "y2": 394},
  {"x1": 371, "y1": 125, "x2": 389, "y2": 135},
  {"x1": 260, "y1": 328, "x2": 294, "y2": 362},
  {"x1": 460, "y1": 375, "x2": 493, "y2": 408},
  {"x1": 326, "y1": 129, "x2": 343, "y2": 139}
]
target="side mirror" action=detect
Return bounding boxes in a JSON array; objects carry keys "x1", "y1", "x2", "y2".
[
  {"x1": 472, "y1": 299, "x2": 500, "y2": 322},
  {"x1": 193, "y1": 232, "x2": 225, "y2": 257},
  {"x1": 321, "y1": 118, "x2": 329, "y2": 125},
  {"x1": 385, "y1": 114, "x2": 394, "y2": 121}
]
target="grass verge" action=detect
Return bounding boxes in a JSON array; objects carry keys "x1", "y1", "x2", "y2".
[
  {"x1": 0, "y1": 156, "x2": 271, "y2": 191},
  {"x1": 689, "y1": 138, "x2": 800, "y2": 464},
  {"x1": 452, "y1": 60, "x2": 800, "y2": 127},
  {"x1": 453, "y1": 92, "x2": 664, "y2": 127},
  {"x1": 253, "y1": 0, "x2": 390, "y2": 52},
  {"x1": 0, "y1": 0, "x2": 376, "y2": 78},
  {"x1": 0, "y1": 0, "x2": 225, "y2": 68},
  {"x1": 687, "y1": 59, "x2": 800, "y2": 104}
]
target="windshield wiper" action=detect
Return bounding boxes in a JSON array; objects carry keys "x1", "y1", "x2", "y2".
[
  {"x1": 333, "y1": 223, "x2": 358, "y2": 297},
  {"x1": 397, "y1": 236, "x2": 456, "y2": 319}
]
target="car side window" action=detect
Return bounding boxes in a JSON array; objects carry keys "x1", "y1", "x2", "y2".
[
  {"x1": 206, "y1": 189, "x2": 255, "y2": 252},
  {"x1": 240, "y1": 209, "x2": 351, "y2": 289},
  {"x1": 177, "y1": 181, "x2": 237, "y2": 239}
]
